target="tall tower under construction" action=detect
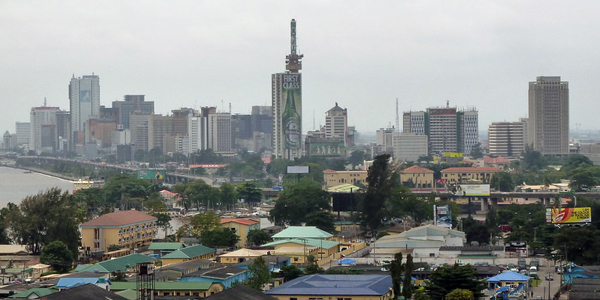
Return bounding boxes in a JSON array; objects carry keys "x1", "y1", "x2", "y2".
[{"x1": 272, "y1": 19, "x2": 304, "y2": 160}]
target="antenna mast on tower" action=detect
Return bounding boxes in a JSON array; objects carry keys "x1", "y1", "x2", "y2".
[
  {"x1": 285, "y1": 19, "x2": 303, "y2": 73},
  {"x1": 395, "y1": 98, "x2": 399, "y2": 135}
]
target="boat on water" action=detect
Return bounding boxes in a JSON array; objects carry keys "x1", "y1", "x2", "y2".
[{"x1": 73, "y1": 179, "x2": 104, "y2": 191}]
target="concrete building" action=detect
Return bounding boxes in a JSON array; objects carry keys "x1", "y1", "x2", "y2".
[
  {"x1": 69, "y1": 74, "x2": 100, "y2": 149},
  {"x1": 373, "y1": 224, "x2": 466, "y2": 259},
  {"x1": 208, "y1": 112, "x2": 232, "y2": 153},
  {"x1": 112, "y1": 95, "x2": 154, "y2": 130},
  {"x1": 30, "y1": 106, "x2": 60, "y2": 153},
  {"x1": 325, "y1": 103, "x2": 349, "y2": 146},
  {"x1": 129, "y1": 112, "x2": 151, "y2": 152},
  {"x1": 528, "y1": 76, "x2": 569, "y2": 154},
  {"x1": 324, "y1": 169, "x2": 368, "y2": 187},
  {"x1": 488, "y1": 121, "x2": 526, "y2": 157},
  {"x1": 15, "y1": 122, "x2": 30, "y2": 146},
  {"x1": 393, "y1": 133, "x2": 428, "y2": 162},
  {"x1": 403, "y1": 111, "x2": 426, "y2": 135},
  {"x1": 400, "y1": 165, "x2": 435, "y2": 188},
  {"x1": 376, "y1": 127, "x2": 395, "y2": 154},
  {"x1": 80, "y1": 210, "x2": 157, "y2": 253},
  {"x1": 440, "y1": 167, "x2": 501, "y2": 185},
  {"x1": 219, "y1": 218, "x2": 260, "y2": 248},
  {"x1": 272, "y1": 19, "x2": 303, "y2": 160}
]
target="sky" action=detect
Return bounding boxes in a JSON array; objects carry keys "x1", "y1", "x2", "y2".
[{"x1": 1, "y1": 1, "x2": 599, "y2": 138}]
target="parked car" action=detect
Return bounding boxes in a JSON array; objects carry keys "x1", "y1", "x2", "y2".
[{"x1": 545, "y1": 274, "x2": 554, "y2": 281}]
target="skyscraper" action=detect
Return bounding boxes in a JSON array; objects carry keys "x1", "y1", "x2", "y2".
[
  {"x1": 69, "y1": 74, "x2": 100, "y2": 148},
  {"x1": 30, "y1": 106, "x2": 60, "y2": 153},
  {"x1": 112, "y1": 95, "x2": 155, "y2": 129},
  {"x1": 272, "y1": 19, "x2": 303, "y2": 160},
  {"x1": 528, "y1": 76, "x2": 569, "y2": 154},
  {"x1": 325, "y1": 103, "x2": 349, "y2": 146},
  {"x1": 488, "y1": 121, "x2": 526, "y2": 157}
]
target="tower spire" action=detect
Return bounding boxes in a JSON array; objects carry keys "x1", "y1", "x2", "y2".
[{"x1": 285, "y1": 19, "x2": 303, "y2": 73}]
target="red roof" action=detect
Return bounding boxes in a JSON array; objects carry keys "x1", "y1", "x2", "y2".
[
  {"x1": 220, "y1": 218, "x2": 259, "y2": 226},
  {"x1": 441, "y1": 167, "x2": 501, "y2": 172},
  {"x1": 484, "y1": 156, "x2": 510, "y2": 164},
  {"x1": 81, "y1": 210, "x2": 157, "y2": 227},
  {"x1": 401, "y1": 165, "x2": 434, "y2": 173}
]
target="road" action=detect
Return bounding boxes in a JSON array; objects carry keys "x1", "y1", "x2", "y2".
[{"x1": 529, "y1": 265, "x2": 562, "y2": 300}]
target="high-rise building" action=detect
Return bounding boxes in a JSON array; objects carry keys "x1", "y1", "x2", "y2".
[
  {"x1": 69, "y1": 74, "x2": 100, "y2": 148},
  {"x1": 272, "y1": 19, "x2": 303, "y2": 160},
  {"x1": 403, "y1": 105, "x2": 478, "y2": 155},
  {"x1": 208, "y1": 112, "x2": 232, "y2": 153},
  {"x1": 528, "y1": 76, "x2": 569, "y2": 154},
  {"x1": 15, "y1": 122, "x2": 30, "y2": 146},
  {"x1": 376, "y1": 127, "x2": 395, "y2": 154},
  {"x1": 488, "y1": 121, "x2": 526, "y2": 157},
  {"x1": 325, "y1": 103, "x2": 349, "y2": 146},
  {"x1": 30, "y1": 106, "x2": 60, "y2": 153},
  {"x1": 393, "y1": 133, "x2": 428, "y2": 162},
  {"x1": 112, "y1": 95, "x2": 154, "y2": 130}
]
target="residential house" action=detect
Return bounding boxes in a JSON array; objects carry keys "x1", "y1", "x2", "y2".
[
  {"x1": 220, "y1": 218, "x2": 260, "y2": 248},
  {"x1": 179, "y1": 266, "x2": 248, "y2": 289},
  {"x1": 204, "y1": 284, "x2": 277, "y2": 300},
  {"x1": 440, "y1": 167, "x2": 501, "y2": 185},
  {"x1": 110, "y1": 281, "x2": 224, "y2": 298},
  {"x1": 324, "y1": 170, "x2": 368, "y2": 187},
  {"x1": 400, "y1": 165, "x2": 435, "y2": 188},
  {"x1": 147, "y1": 242, "x2": 183, "y2": 257},
  {"x1": 75, "y1": 253, "x2": 155, "y2": 274},
  {"x1": 218, "y1": 248, "x2": 270, "y2": 264},
  {"x1": 265, "y1": 274, "x2": 394, "y2": 300},
  {"x1": 43, "y1": 284, "x2": 128, "y2": 300},
  {"x1": 261, "y1": 239, "x2": 340, "y2": 264},
  {"x1": 160, "y1": 244, "x2": 215, "y2": 266},
  {"x1": 161, "y1": 259, "x2": 214, "y2": 277},
  {"x1": 272, "y1": 226, "x2": 332, "y2": 241},
  {"x1": 80, "y1": 210, "x2": 157, "y2": 253},
  {"x1": 56, "y1": 277, "x2": 111, "y2": 291},
  {"x1": 372, "y1": 224, "x2": 466, "y2": 259}
]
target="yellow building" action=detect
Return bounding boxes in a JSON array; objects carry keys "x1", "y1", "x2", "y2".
[
  {"x1": 440, "y1": 167, "x2": 501, "y2": 184},
  {"x1": 220, "y1": 218, "x2": 260, "y2": 248},
  {"x1": 218, "y1": 248, "x2": 270, "y2": 264},
  {"x1": 261, "y1": 239, "x2": 339, "y2": 264},
  {"x1": 324, "y1": 169, "x2": 368, "y2": 186},
  {"x1": 400, "y1": 165, "x2": 435, "y2": 188},
  {"x1": 80, "y1": 210, "x2": 158, "y2": 253},
  {"x1": 161, "y1": 244, "x2": 216, "y2": 266},
  {"x1": 265, "y1": 274, "x2": 394, "y2": 300}
]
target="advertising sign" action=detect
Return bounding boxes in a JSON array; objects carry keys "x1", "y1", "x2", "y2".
[
  {"x1": 455, "y1": 184, "x2": 490, "y2": 196},
  {"x1": 287, "y1": 166, "x2": 310, "y2": 174},
  {"x1": 137, "y1": 169, "x2": 166, "y2": 181},
  {"x1": 551, "y1": 207, "x2": 592, "y2": 224},
  {"x1": 310, "y1": 141, "x2": 345, "y2": 157},
  {"x1": 80, "y1": 89, "x2": 91, "y2": 102},
  {"x1": 434, "y1": 205, "x2": 452, "y2": 228},
  {"x1": 281, "y1": 73, "x2": 302, "y2": 150},
  {"x1": 443, "y1": 152, "x2": 463, "y2": 158}
]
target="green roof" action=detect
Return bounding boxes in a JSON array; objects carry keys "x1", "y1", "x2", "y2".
[
  {"x1": 110, "y1": 281, "x2": 216, "y2": 291},
  {"x1": 148, "y1": 242, "x2": 183, "y2": 251},
  {"x1": 76, "y1": 253, "x2": 155, "y2": 273},
  {"x1": 272, "y1": 226, "x2": 333, "y2": 240},
  {"x1": 162, "y1": 244, "x2": 215, "y2": 259},
  {"x1": 9, "y1": 288, "x2": 55, "y2": 298},
  {"x1": 115, "y1": 289, "x2": 138, "y2": 300},
  {"x1": 262, "y1": 238, "x2": 339, "y2": 249}
]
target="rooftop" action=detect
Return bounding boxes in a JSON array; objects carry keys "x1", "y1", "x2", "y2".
[
  {"x1": 182, "y1": 266, "x2": 247, "y2": 280},
  {"x1": 81, "y1": 210, "x2": 157, "y2": 227},
  {"x1": 204, "y1": 284, "x2": 277, "y2": 300},
  {"x1": 148, "y1": 242, "x2": 183, "y2": 251},
  {"x1": 220, "y1": 218, "x2": 259, "y2": 226},
  {"x1": 161, "y1": 244, "x2": 215, "y2": 259},
  {"x1": 272, "y1": 226, "x2": 332, "y2": 240},
  {"x1": 265, "y1": 274, "x2": 393, "y2": 296},
  {"x1": 262, "y1": 238, "x2": 339, "y2": 249},
  {"x1": 75, "y1": 253, "x2": 155, "y2": 273},
  {"x1": 110, "y1": 281, "x2": 218, "y2": 291},
  {"x1": 401, "y1": 165, "x2": 434, "y2": 173},
  {"x1": 441, "y1": 167, "x2": 501, "y2": 172}
]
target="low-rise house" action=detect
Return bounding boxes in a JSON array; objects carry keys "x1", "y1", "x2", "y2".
[
  {"x1": 7, "y1": 287, "x2": 55, "y2": 299},
  {"x1": 80, "y1": 210, "x2": 158, "y2": 254},
  {"x1": 218, "y1": 248, "x2": 270, "y2": 264},
  {"x1": 233, "y1": 255, "x2": 291, "y2": 272},
  {"x1": 220, "y1": 218, "x2": 260, "y2": 248},
  {"x1": 400, "y1": 165, "x2": 435, "y2": 188},
  {"x1": 272, "y1": 226, "x2": 332, "y2": 241},
  {"x1": 161, "y1": 259, "x2": 214, "y2": 277},
  {"x1": 439, "y1": 245, "x2": 505, "y2": 261},
  {"x1": 441, "y1": 167, "x2": 501, "y2": 184},
  {"x1": 75, "y1": 253, "x2": 155, "y2": 274},
  {"x1": 265, "y1": 274, "x2": 394, "y2": 300},
  {"x1": 110, "y1": 281, "x2": 224, "y2": 298},
  {"x1": 204, "y1": 284, "x2": 277, "y2": 300},
  {"x1": 324, "y1": 170, "x2": 368, "y2": 187},
  {"x1": 44, "y1": 284, "x2": 128, "y2": 300},
  {"x1": 179, "y1": 266, "x2": 247, "y2": 289},
  {"x1": 56, "y1": 277, "x2": 111, "y2": 291},
  {"x1": 147, "y1": 242, "x2": 183, "y2": 257},
  {"x1": 160, "y1": 244, "x2": 215, "y2": 266},
  {"x1": 261, "y1": 239, "x2": 340, "y2": 264},
  {"x1": 373, "y1": 225, "x2": 466, "y2": 258}
]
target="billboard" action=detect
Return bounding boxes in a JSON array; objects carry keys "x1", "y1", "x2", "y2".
[
  {"x1": 551, "y1": 207, "x2": 592, "y2": 224},
  {"x1": 434, "y1": 205, "x2": 452, "y2": 228},
  {"x1": 287, "y1": 166, "x2": 310, "y2": 174},
  {"x1": 281, "y1": 73, "x2": 302, "y2": 150},
  {"x1": 443, "y1": 152, "x2": 463, "y2": 158},
  {"x1": 309, "y1": 141, "x2": 345, "y2": 157},
  {"x1": 454, "y1": 184, "x2": 490, "y2": 196},
  {"x1": 137, "y1": 169, "x2": 166, "y2": 181}
]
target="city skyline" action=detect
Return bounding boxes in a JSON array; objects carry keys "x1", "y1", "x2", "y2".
[{"x1": 2, "y1": 1, "x2": 600, "y2": 136}]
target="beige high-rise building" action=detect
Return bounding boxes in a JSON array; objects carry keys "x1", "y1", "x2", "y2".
[
  {"x1": 488, "y1": 121, "x2": 525, "y2": 157},
  {"x1": 528, "y1": 76, "x2": 569, "y2": 154}
]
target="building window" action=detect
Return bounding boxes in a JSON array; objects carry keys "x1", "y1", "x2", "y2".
[{"x1": 429, "y1": 253, "x2": 435, "y2": 257}]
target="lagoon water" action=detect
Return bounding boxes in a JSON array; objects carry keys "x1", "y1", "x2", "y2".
[{"x1": 0, "y1": 166, "x2": 74, "y2": 207}]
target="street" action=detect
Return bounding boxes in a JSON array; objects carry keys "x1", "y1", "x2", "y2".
[{"x1": 529, "y1": 265, "x2": 562, "y2": 300}]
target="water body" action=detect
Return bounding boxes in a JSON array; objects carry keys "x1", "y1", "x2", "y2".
[{"x1": 0, "y1": 166, "x2": 74, "y2": 208}]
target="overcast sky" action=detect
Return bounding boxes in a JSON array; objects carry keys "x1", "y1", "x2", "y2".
[{"x1": 1, "y1": 1, "x2": 599, "y2": 138}]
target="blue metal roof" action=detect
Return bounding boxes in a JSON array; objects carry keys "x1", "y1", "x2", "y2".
[
  {"x1": 265, "y1": 274, "x2": 392, "y2": 296},
  {"x1": 487, "y1": 271, "x2": 530, "y2": 282},
  {"x1": 56, "y1": 278, "x2": 110, "y2": 289}
]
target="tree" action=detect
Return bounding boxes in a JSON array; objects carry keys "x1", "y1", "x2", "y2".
[
  {"x1": 278, "y1": 265, "x2": 303, "y2": 282},
  {"x1": 269, "y1": 178, "x2": 334, "y2": 232},
  {"x1": 360, "y1": 154, "x2": 397, "y2": 232},
  {"x1": 446, "y1": 288, "x2": 474, "y2": 300},
  {"x1": 40, "y1": 241, "x2": 73, "y2": 273},
  {"x1": 490, "y1": 172, "x2": 515, "y2": 192},
  {"x1": 403, "y1": 254, "x2": 414, "y2": 299},
  {"x1": 200, "y1": 228, "x2": 240, "y2": 248},
  {"x1": 7, "y1": 188, "x2": 80, "y2": 258},
  {"x1": 386, "y1": 187, "x2": 433, "y2": 226},
  {"x1": 236, "y1": 182, "x2": 263, "y2": 206},
  {"x1": 247, "y1": 229, "x2": 272, "y2": 247},
  {"x1": 348, "y1": 150, "x2": 366, "y2": 169},
  {"x1": 469, "y1": 142, "x2": 483, "y2": 159},
  {"x1": 107, "y1": 244, "x2": 120, "y2": 251},
  {"x1": 246, "y1": 256, "x2": 271, "y2": 290},
  {"x1": 413, "y1": 287, "x2": 430, "y2": 300},
  {"x1": 152, "y1": 212, "x2": 172, "y2": 239},
  {"x1": 304, "y1": 255, "x2": 324, "y2": 274},
  {"x1": 189, "y1": 212, "x2": 221, "y2": 236},
  {"x1": 425, "y1": 264, "x2": 485, "y2": 300},
  {"x1": 389, "y1": 252, "x2": 404, "y2": 297},
  {"x1": 554, "y1": 226, "x2": 600, "y2": 265},
  {"x1": 522, "y1": 145, "x2": 544, "y2": 170},
  {"x1": 219, "y1": 182, "x2": 237, "y2": 210}
]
